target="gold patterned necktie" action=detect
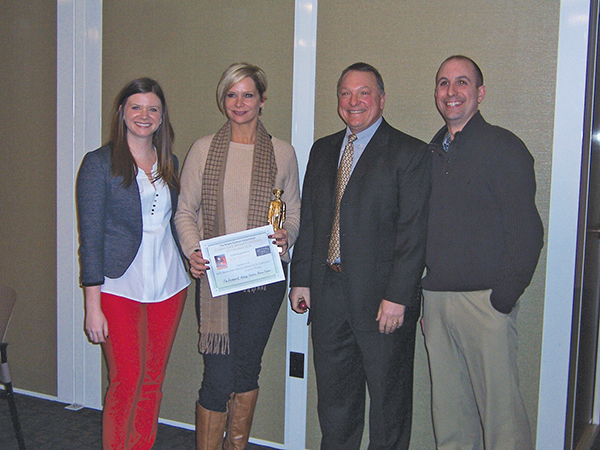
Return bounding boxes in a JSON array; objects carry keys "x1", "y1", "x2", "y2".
[{"x1": 328, "y1": 134, "x2": 357, "y2": 263}]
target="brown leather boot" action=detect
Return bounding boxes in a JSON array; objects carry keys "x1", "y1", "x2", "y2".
[
  {"x1": 223, "y1": 388, "x2": 259, "y2": 450},
  {"x1": 196, "y1": 400, "x2": 227, "y2": 450}
]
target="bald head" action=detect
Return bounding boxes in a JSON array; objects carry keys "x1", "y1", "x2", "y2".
[{"x1": 436, "y1": 55, "x2": 484, "y2": 88}]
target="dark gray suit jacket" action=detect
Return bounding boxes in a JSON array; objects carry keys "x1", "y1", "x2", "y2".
[
  {"x1": 290, "y1": 119, "x2": 431, "y2": 331},
  {"x1": 76, "y1": 145, "x2": 180, "y2": 286}
]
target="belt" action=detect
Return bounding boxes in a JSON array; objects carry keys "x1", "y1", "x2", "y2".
[{"x1": 327, "y1": 262, "x2": 342, "y2": 273}]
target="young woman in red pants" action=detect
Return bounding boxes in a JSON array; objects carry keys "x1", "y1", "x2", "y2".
[{"x1": 77, "y1": 78, "x2": 190, "y2": 449}]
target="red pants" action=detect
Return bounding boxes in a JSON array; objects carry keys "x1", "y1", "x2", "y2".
[{"x1": 100, "y1": 289, "x2": 187, "y2": 450}]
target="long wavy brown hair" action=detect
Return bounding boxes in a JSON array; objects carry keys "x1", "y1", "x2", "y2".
[{"x1": 109, "y1": 77, "x2": 178, "y2": 190}]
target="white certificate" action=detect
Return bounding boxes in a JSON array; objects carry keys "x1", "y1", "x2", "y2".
[{"x1": 199, "y1": 225, "x2": 285, "y2": 297}]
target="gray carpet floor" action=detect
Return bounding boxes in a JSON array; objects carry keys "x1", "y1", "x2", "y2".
[{"x1": 0, "y1": 391, "x2": 275, "y2": 449}]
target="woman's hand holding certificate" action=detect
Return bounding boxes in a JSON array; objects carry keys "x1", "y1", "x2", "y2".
[{"x1": 199, "y1": 225, "x2": 285, "y2": 296}]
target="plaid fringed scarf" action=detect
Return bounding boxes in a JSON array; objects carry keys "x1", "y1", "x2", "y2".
[{"x1": 198, "y1": 120, "x2": 277, "y2": 354}]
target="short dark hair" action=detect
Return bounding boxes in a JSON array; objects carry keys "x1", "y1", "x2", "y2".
[
  {"x1": 337, "y1": 62, "x2": 385, "y2": 95},
  {"x1": 436, "y1": 55, "x2": 484, "y2": 87}
]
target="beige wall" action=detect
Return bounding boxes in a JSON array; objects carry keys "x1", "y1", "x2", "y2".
[
  {"x1": 0, "y1": 1, "x2": 57, "y2": 395},
  {"x1": 1, "y1": 1, "x2": 559, "y2": 449}
]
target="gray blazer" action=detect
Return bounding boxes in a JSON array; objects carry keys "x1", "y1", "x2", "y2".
[{"x1": 76, "y1": 145, "x2": 181, "y2": 286}]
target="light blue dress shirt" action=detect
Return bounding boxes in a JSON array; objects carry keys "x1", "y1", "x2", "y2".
[{"x1": 338, "y1": 116, "x2": 383, "y2": 173}]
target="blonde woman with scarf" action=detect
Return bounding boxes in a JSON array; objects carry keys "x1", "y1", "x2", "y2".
[{"x1": 175, "y1": 63, "x2": 300, "y2": 450}]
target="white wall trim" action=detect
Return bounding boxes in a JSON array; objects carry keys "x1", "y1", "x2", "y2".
[
  {"x1": 285, "y1": 1, "x2": 318, "y2": 448},
  {"x1": 56, "y1": 0, "x2": 103, "y2": 409},
  {"x1": 14, "y1": 388, "x2": 73, "y2": 404},
  {"x1": 536, "y1": 0, "x2": 591, "y2": 447}
]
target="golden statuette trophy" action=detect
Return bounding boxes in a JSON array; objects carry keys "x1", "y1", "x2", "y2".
[{"x1": 268, "y1": 188, "x2": 286, "y2": 231}]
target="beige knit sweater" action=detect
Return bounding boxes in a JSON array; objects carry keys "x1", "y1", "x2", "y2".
[{"x1": 174, "y1": 134, "x2": 301, "y2": 263}]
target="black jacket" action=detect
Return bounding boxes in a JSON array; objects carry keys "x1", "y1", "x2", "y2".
[
  {"x1": 422, "y1": 112, "x2": 544, "y2": 313},
  {"x1": 290, "y1": 119, "x2": 431, "y2": 331}
]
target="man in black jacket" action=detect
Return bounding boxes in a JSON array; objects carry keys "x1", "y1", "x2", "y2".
[
  {"x1": 422, "y1": 55, "x2": 543, "y2": 450},
  {"x1": 289, "y1": 62, "x2": 431, "y2": 449}
]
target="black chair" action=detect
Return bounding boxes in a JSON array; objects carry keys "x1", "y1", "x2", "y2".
[{"x1": 0, "y1": 284, "x2": 25, "y2": 449}]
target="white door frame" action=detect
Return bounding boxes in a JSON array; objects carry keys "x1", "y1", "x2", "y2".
[
  {"x1": 536, "y1": 0, "x2": 592, "y2": 448},
  {"x1": 56, "y1": 0, "x2": 103, "y2": 409}
]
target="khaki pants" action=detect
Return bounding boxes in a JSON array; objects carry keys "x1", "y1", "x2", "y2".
[{"x1": 422, "y1": 290, "x2": 533, "y2": 450}]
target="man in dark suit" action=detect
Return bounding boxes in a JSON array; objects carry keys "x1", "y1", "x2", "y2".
[{"x1": 289, "y1": 62, "x2": 431, "y2": 450}]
